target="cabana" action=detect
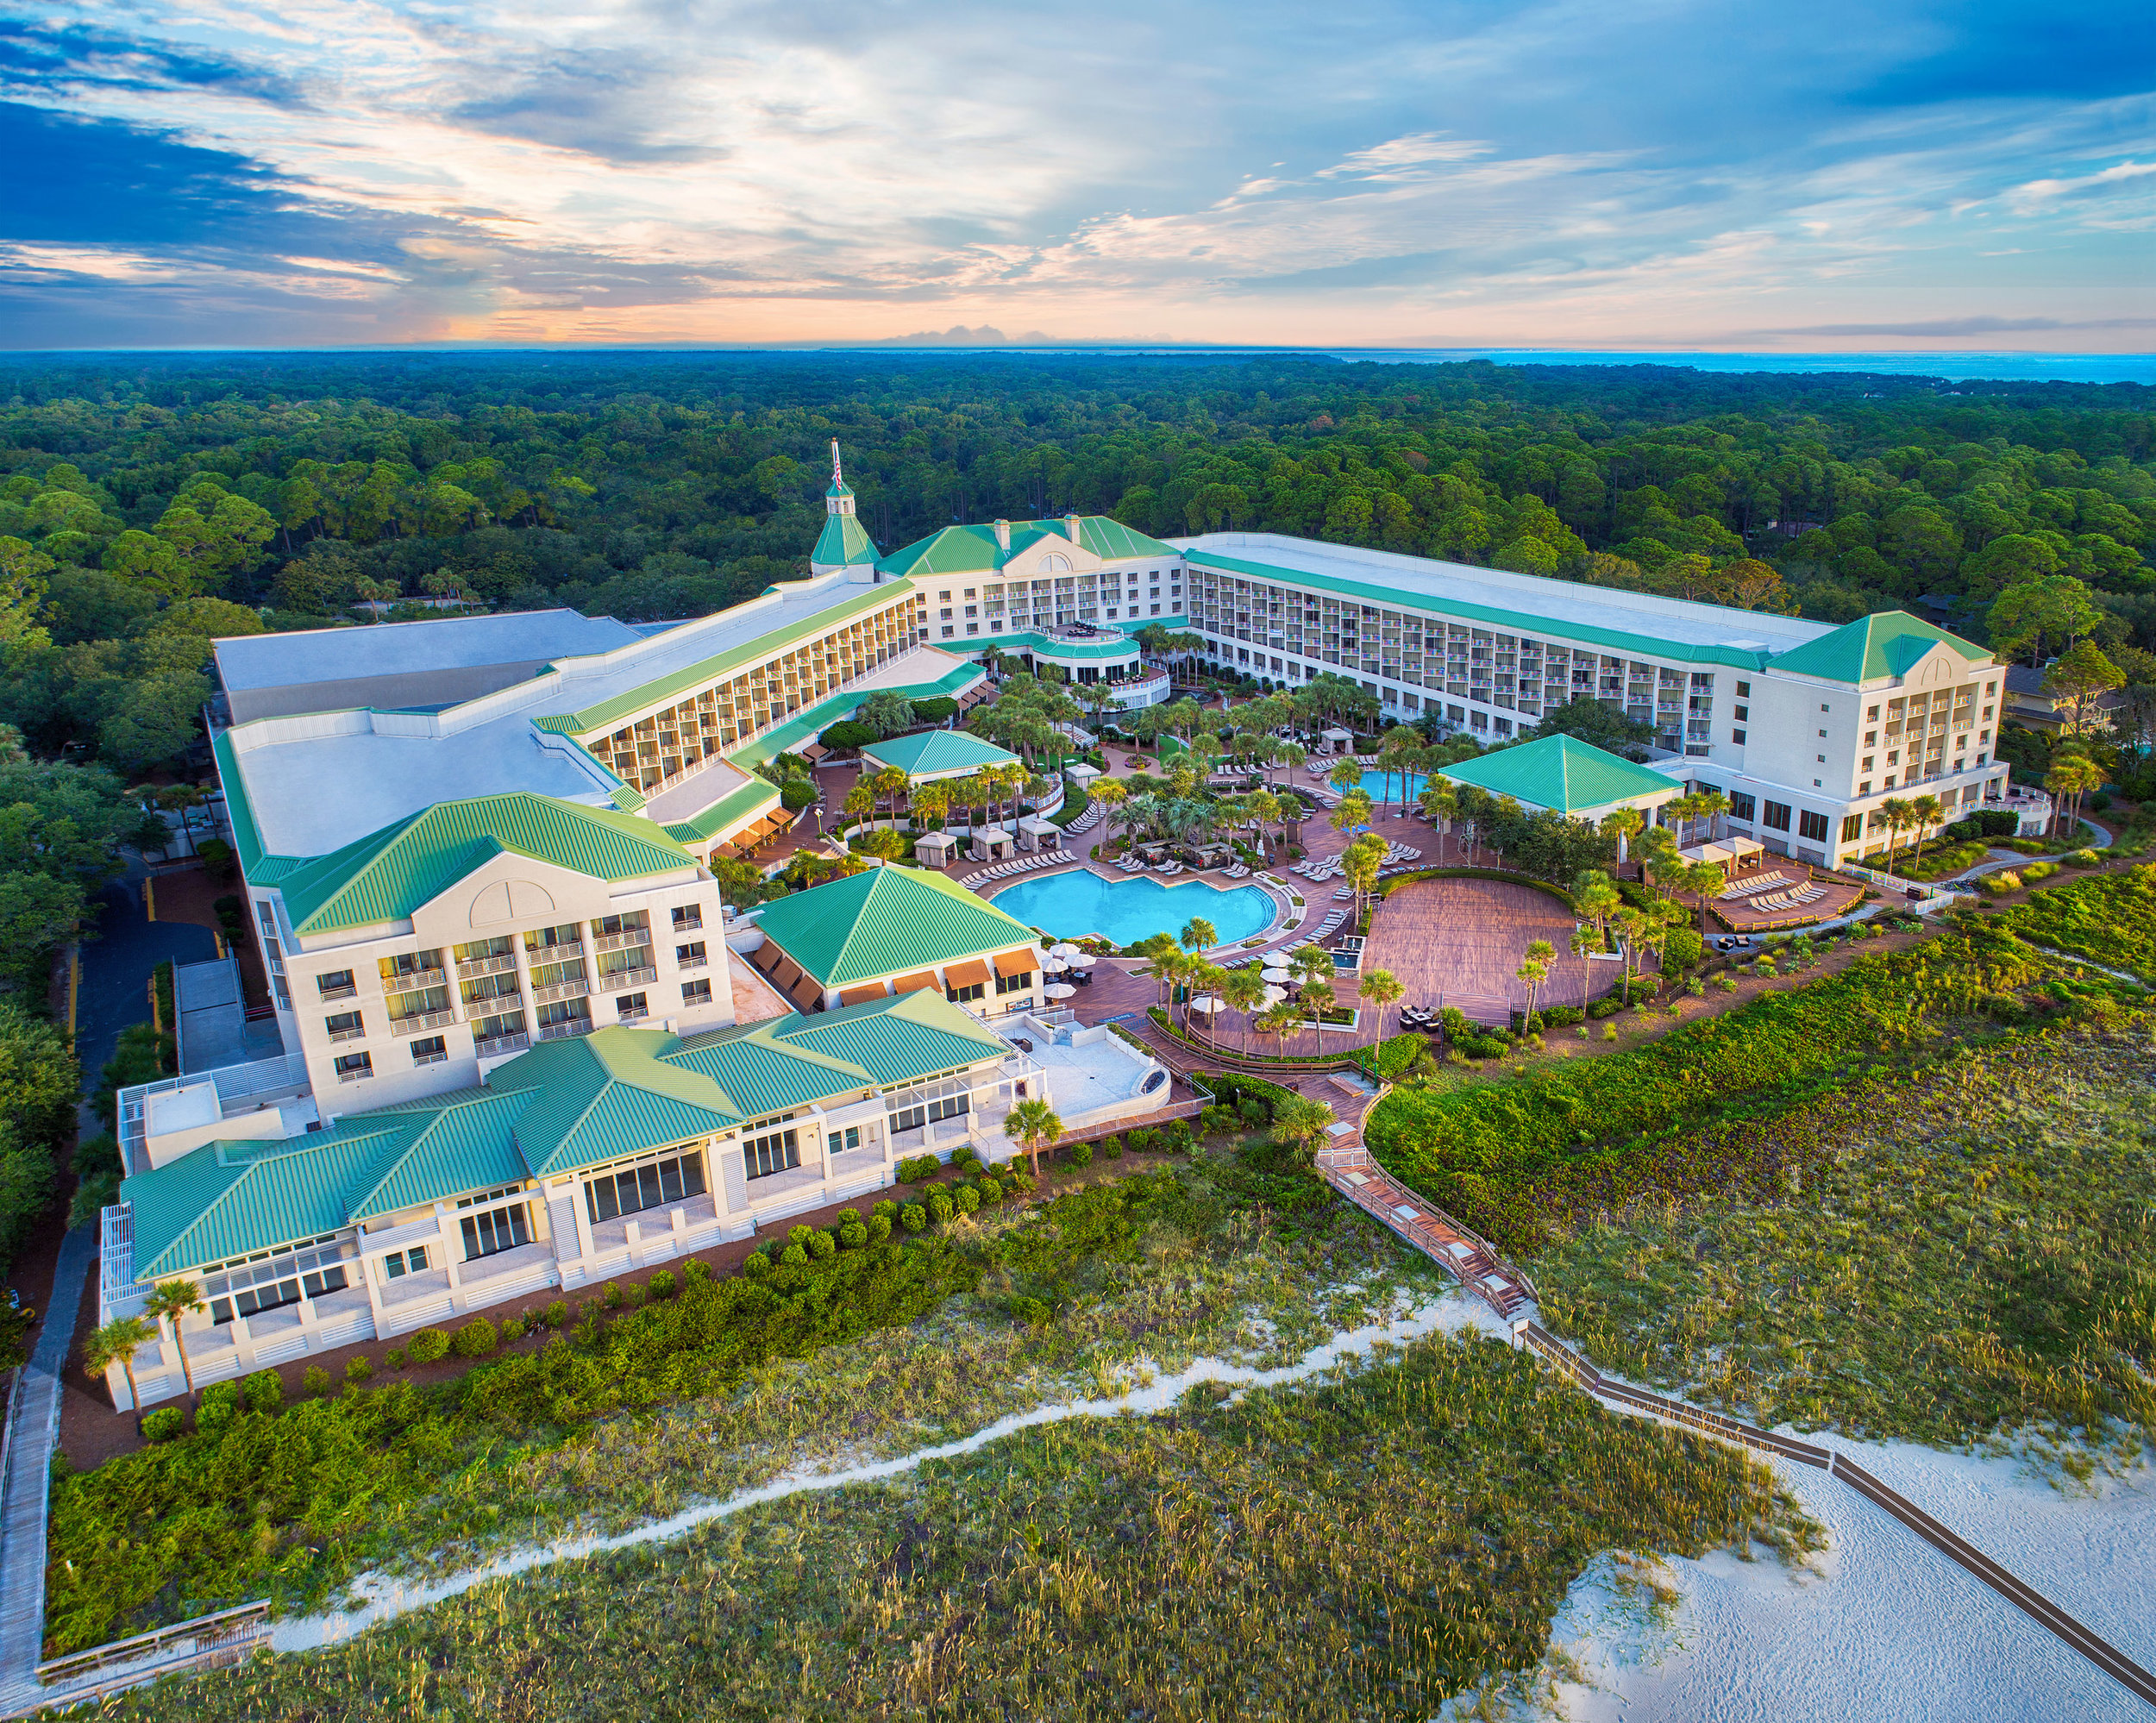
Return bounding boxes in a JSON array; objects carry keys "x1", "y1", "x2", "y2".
[
  {"x1": 969, "y1": 824, "x2": 1015, "y2": 862},
  {"x1": 1320, "y1": 726, "x2": 1357, "y2": 755},
  {"x1": 1016, "y1": 815, "x2": 1062, "y2": 854},
  {"x1": 1064, "y1": 761, "x2": 1101, "y2": 789},
  {"x1": 913, "y1": 829, "x2": 960, "y2": 868}
]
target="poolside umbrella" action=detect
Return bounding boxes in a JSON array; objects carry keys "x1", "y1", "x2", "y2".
[
  {"x1": 1044, "y1": 982, "x2": 1078, "y2": 1000},
  {"x1": 1067, "y1": 951, "x2": 1097, "y2": 968},
  {"x1": 1050, "y1": 942, "x2": 1081, "y2": 958},
  {"x1": 1262, "y1": 962, "x2": 1291, "y2": 980},
  {"x1": 1041, "y1": 955, "x2": 1069, "y2": 973},
  {"x1": 1188, "y1": 993, "x2": 1225, "y2": 1014},
  {"x1": 1262, "y1": 984, "x2": 1288, "y2": 1005}
]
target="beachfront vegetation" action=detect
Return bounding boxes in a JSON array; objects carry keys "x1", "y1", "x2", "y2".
[{"x1": 91, "y1": 1329, "x2": 1816, "y2": 1723}]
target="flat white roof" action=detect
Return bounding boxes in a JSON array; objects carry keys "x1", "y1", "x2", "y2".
[
  {"x1": 214, "y1": 609, "x2": 643, "y2": 692},
  {"x1": 1175, "y1": 533, "x2": 1831, "y2": 660},
  {"x1": 224, "y1": 572, "x2": 923, "y2": 859}
]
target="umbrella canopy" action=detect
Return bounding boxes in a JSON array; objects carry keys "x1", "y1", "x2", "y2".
[
  {"x1": 1262, "y1": 984, "x2": 1288, "y2": 1005},
  {"x1": 1050, "y1": 942, "x2": 1081, "y2": 958},
  {"x1": 1044, "y1": 982, "x2": 1077, "y2": 999},
  {"x1": 1262, "y1": 962, "x2": 1291, "y2": 979},
  {"x1": 1041, "y1": 956, "x2": 1069, "y2": 973},
  {"x1": 1068, "y1": 951, "x2": 1097, "y2": 968},
  {"x1": 1188, "y1": 993, "x2": 1224, "y2": 1013}
]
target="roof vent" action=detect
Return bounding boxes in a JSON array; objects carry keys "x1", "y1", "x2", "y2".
[{"x1": 994, "y1": 519, "x2": 1010, "y2": 550}]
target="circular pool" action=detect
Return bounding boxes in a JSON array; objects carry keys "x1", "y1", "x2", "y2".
[{"x1": 993, "y1": 870, "x2": 1275, "y2": 947}]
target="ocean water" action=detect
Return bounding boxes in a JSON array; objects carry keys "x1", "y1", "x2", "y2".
[{"x1": 992, "y1": 870, "x2": 1275, "y2": 946}]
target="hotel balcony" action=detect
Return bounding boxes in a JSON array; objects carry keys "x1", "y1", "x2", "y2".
[{"x1": 600, "y1": 967, "x2": 659, "y2": 993}]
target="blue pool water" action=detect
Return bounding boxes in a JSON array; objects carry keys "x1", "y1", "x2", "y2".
[
  {"x1": 1358, "y1": 769, "x2": 1427, "y2": 804},
  {"x1": 993, "y1": 871, "x2": 1275, "y2": 947}
]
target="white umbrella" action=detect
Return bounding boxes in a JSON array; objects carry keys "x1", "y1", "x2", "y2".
[
  {"x1": 1263, "y1": 984, "x2": 1288, "y2": 1005},
  {"x1": 1068, "y1": 951, "x2": 1097, "y2": 968},
  {"x1": 1044, "y1": 982, "x2": 1077, "y2": 1000},
  {"x1": 1262, "y1": 962, "x2": 1291, "y2": 980},
  {"x1": 1041, "y1": 955, "x2": 1069, "y2": 973},
  {"x1": 1049, "y1": 942, "x2": 1081, "y2": 958},
  {"x1": 1188, "y1": 993, "x2": 1225, "y2": 1014}
]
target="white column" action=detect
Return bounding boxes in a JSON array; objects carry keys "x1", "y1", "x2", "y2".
[{"x1": 437, "y1": 1204, "x2": 465, "y2": 1311}]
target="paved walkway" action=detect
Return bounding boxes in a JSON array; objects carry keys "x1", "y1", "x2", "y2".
[{"x1": 0, "y1": 1224, "x2": 95, "y2": 1708}]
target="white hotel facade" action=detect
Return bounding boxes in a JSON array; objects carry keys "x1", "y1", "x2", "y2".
[{"x1": 1162, "y1": 534, "x2": 2021, "y2": 870}]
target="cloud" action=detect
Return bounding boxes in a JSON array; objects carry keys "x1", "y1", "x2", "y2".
[{"x1": 1, "y1": 0, "x2": 2151, "y2": 347}]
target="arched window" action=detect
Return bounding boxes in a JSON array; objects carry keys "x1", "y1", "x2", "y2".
[{"x1": 1039, "y1": 553, "x2": 1071, "y2": 573}]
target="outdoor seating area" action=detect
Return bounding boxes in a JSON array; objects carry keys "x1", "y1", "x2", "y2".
[
  {"x1": 1288, "y1": 842, "x2": 1420, "y2": 886},
  {"x1": 957, "y1": 853, "x2": 1084, "y2": 889}
]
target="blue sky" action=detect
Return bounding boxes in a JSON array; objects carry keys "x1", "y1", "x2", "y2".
[{"x1": 0, "y1": 0, "x2": 2150, "y2": 348}]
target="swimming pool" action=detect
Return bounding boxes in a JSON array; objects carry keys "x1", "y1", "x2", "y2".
[
  {"x1": 993, "y1": 871, "x2": 1275, "y2": 948},
  {"x1": 1357, "y1": 768, "x2": 1427, "y2": 804}
]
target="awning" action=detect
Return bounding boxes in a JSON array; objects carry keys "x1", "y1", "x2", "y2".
[
  {"x1": 799, "y1": 742, "x2": 828, "y2": 761},
  {"x1": 943, "y1": 957, "x2": 991, "y2": 990},
  {"x1": 838, "y1": 982, "x2": 887, "y2": 1006},
  {"x1": 750, "y1": 943, "x2": 782, "y2": 974},
  {"x1": 992, "y1": 946, "x2": 1040, "y2": 978},
  {"x1": 892, "y1": 970, "x2": 939, "y2": 995},
  {"x1": 787, "y1": 970, "x2": 825, "y2": 1012},
  {"x1": 769, "y1": 956, "x2": 805, "y2": 993}
]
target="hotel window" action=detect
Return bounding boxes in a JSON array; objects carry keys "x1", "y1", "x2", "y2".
[
  {"x1": 458, "y1": 1189, "x2": 532, "y2": 1261},
  {"x1": 681, "y1": 978, "x2": 712, "y2": 1006},
  {"x1": 1735, "y1": 680, "x2": 1751, "y2": 697},
  {"x1": 677, "y1": 940, "x2": 707, "y2": 968},
  {"x1": 380, "y1": 1246, "x2": 429, "y2": 1281},
  {"x1": 1728, "y1": 792, "x2": 1756, "y2": 823},
  {"x1": 617, "y1": 991, "x2": 649, "y2": 1021},
  {"x1": 1761, "y1": 800, "x2": 1793, "y2": 832},
  {"x1": 325, "y1": 1010, "x2": 365, "y2": 1043},
  {"x1": 588, "y1": 1148, "x2": 709, "y2": 1220},
  {"x1": 333, "y1": 1050, "x2": 373, "y2": 1082},
  {"x1": 1858, "y1": 781, "x2": 1871, "y2": 796},
  {"x1": 743, "y1": 1122, "x2": 799, "y2": 1181},
  {"x1": 995, "y1": 968, "x2": 1031, "y2": 995},
  {"x1": 203, "y1": 1237, "x2": 351, "y2": 1323},
  {"x1": 1841, "y1": 814, "x2": 1865, "y2": 843},
  {"x1": 671, "y1": 905, "x2": 703, "y2": 931},
  {"x1": 1731, "y1": 729, "x2": 1746, "y2": 745},
  {"x1": 411, "y1": 1035, "x2": 448, "y2": 1065},
  {"x1": 946, "y1": 979, "x2": 987, "y2": 1004},
  {"x1": 1797, "y1": 809, "x2": 1830, "y2": 843},
  {"x1": 1733, "y1": 704, "x2": 1748, "y2": 721},
  {"x1": 317, "y1": 969, "x2": 357, "y2": 1000},
  {"x1": 827, "y1": 1125, "x2": 862, "y2": 1156}
]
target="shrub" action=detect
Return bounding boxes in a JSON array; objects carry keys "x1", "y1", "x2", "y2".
[
  {"x1": 451, "y1": 1319, "x2": 499, "y2": 1358},
  {"x1": 950, "y1": 1144, "x2": 980, "y2": 1169},
  {"x1": 867, "y1": 1213, "x2": 893, "y2": 1244},
  {"x1": 2065, "y1": 848, "x2": 2101, "y2": 868},
  {"x1": 683, "y1": 1260, "x2": 711, "y2": 1285},
  {"x1": 1662, "y1": 925, "x2": 1703, "y2": 972},
  {"x1": 543, "y1": 1298, "x2": 571, "y2": 1327},
  {"x1": 647, "y1": 1269, "x2": 678, "y2": 1300},
  {"x1": 975, "y1": 1177, "x2": 1003, "y2": 1204},
  {"x1": 1540, "y1": 1005, "x2": 1584, "y2": 1026},
  {"x1": 602, "y1": 1281, "x2": 625, "y2": 1310},
  {"x1": 894, "y1": 1154, "x2": 940, "y2": 1183},
  {"x1": 1005, "y1": 1170, "x2": 1036, "y2": 1195},
  {"x1": 835, "y1": 1206, "x2": 862, "y2": 1226},
  {"x1": 743, "y1": 1250, "x2": 774, "y2": 1277},
  {"x1": 1067, "y1": 1139, "x2": 1095, "y2": 1169},
  {"x1": 141, "y1": 1407, "x2": 185, "y2": 1443},
  {"x1": 622, "y1": 1280, "x2": 649, "y2": 1309},
  {"x1": 302, "y1": 1366, "x2": 331, "y2": 1398},
  {"x1": 344, "y1": 1355, "x2": 374, "y2": 1384},
  {"x1": 1127, "y1": 1127, "x2": 1160, "y2": 1152},
  {"x1": 839, "y1": 1221, "x2": 868, "y2": 1249},
  {"x1": 924, "y1": 1180, "x2": 950, "y2": 1197},
  {"x1": 787, "y1": 1224, "x2": 815, "y2": 1248},
  {"x1": 1163, "y1": 1119, "x2": 1194, "y2": 1154},
  {"x1": 1601, "y1": 1023, "x2": 1619, "y2": 1041},
  {"x1": 2021, "y1": 861, "x2": 2060, "y2": 882},
  {"x1": 405, "y1": 1327, "x2": 451, "y2": 1365},
  {"x1": 779, "y1": 1242, "x2": 809, "y2": 1267},
  {"x1": 928, "y1": 1192, "x2": 955, "y2": 1224},
  {"x1": 1981, "y1": 870, "x2": 2024, "y2": 897},
  {"x1": 872, "y1": 1198, "x2": 899, "y2": 1219},
  {"x1": 384, "y1": 1347, "x2": 407, "y2": 1370},
  {"x1": 498, "y1": 1315, "x2": 526, "y2": 1343},
  {"x1": 807, "y1": 1231, "x2": 837, "y2": 1260},
  {"x1": 899, "y1": 1204, "x2": 927, "y2": 1233},
  {"x1": 954, "y1": 1183, "x2": 981, "y2": 1215},
  {"x1": 241, "y1": 1369, "x2": 283, "y2": 1414}
]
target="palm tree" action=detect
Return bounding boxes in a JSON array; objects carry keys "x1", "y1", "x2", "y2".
[
  {"x1": 144, "y1": 1279, "x2": 204, "y2": 1399},
  {"x1": 1255, "y1": 1002, "x2": 1297, "y2": 1059},
  {"x1": 1685, "y1": 860, "x2": 1726, "y2": 932},
  {"x1": 1291, "y1": 943, "x2": 1336, "y2": 1053},
  {"x1": 2045, "y1": 751, "x2": 2105, "y2": 840},
  {"x1": 1221, "y1": 968, "x2": 1268, "y2": 1053},
  {"x1": 1877, "y1": 796, "x2": 1915, "y2": 869},
  {"x1": 1613, "y1": 905, "x2": 1649, "y2": 987},
  {"x1": 1599, "y1": 806, "x2": 1645, "y2": 868},
  {"x1": 1907, "y1": 793, "x2": 1944, "y2": 865},
  {"x1": 1326, "y1": 757, "x2": 1361, "y2": 797},
  {"x1": 1694, "y1": 788, "x2": 1731, "y2": 842},
  {"x1": 85, "y1": 1314, "x2": 157, "y2": 1425},
  {"x1": 1179, "y1": 916, "x2": 1218, "y2": 957},
  {"x1": 912, "y1": 781, "x2": 950, "y2": 833},
  {"x1": 871, "y1": 766, "x2": 910, "y2": 824},
  {"x1": 1358, "y1": 968, "x2": 1403, "y2": 1037},
  {"x1": 1570, "y1": 923, "x2": 1600, "y2": 1008},
  {"x1": 1005, "y1": 1097, "x2": 1065, "y2": 1181},
  {"x1": 1343, "y1": 832, "x2": 1384, "y2": 927},
  {"x1": 1271, "y1": 1095, "x2": 1335, "y2": 1159},
  {"x1": 1418, "y1": 782, "x2": 1458, "y2": 860},
  {"x1": 1515, "y1": 938, "x2": 1554, "y2": 1020}
]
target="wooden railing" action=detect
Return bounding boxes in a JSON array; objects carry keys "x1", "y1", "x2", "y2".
[{"x1": 36, "y1": 1600, "x2": 272, "y2": 1690}]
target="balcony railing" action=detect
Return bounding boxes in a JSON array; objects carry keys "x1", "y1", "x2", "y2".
[
  {"x1": 335, "y1": 1066, "x2": 373, "y2": 1084},
  {"x1": 616, "y1": 1005, "x2": 650, "y2": 1023},
  {"x1": 592, "y1": 930, "x2": 650, "y2": 954},
  {"x1": 317, "y1": 982, "x2": 358, "y2": 1003},
  {"x1": 391, "y1": 1008, "x2": 457, "y2": 1037},
  {"x1": 456, "y1": 953, "x2": 517, "y2": 980},
  {"x1": 328, "y1": 1025, "x2": 367, "y2": 1044},
  {"x1": 384, "y1": 968, "x2": 446, "y2": 993},
  {"x1": 600, "y1": 966, "x2": 659, "y2": 993},
  {"x1": 463, "y1": 990, "x2": 522, "y2": 1020},
  {"x1": 413, "y1": 1048, "x2": 448, "y2": 1067},
  {"x1": 530, "y1": 979, "x2": 590, "y2": 1006},
  {"x1": 536, "y1": 1018, "x2": 594, "y2": 1043},
  {"x1": 523, "y1": 936, "x2": 582, "y2": 958},
  {"x1": 473, "y1": 1031, "x2": 530, "y2": 1059},
  {"x1": 676, "y1": 956, "x2": 708, "y2": 973}
]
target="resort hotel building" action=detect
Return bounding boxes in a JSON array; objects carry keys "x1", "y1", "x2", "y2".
[
  {"x1": 1169, "y1": 534, "x2": 2028, "y2": 870},
  {"x1": 95, "y1": 448, "x2": 1174, "y2": 1409}
]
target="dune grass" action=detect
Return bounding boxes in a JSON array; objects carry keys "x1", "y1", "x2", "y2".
[
  {"x1": 94, "y1": 1331, "x2": 1819, "y2": 1723},
  {"x1": 1530, "y1": 1015, "x2": 2156, "y2": 1469}
]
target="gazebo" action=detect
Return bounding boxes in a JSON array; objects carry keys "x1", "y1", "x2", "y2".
[
  {"x1": 1064, "y1": 761, "x2": 1101, "y2": 789},
  {"x1": 969, "y1": 824, "x2": 1015, "y2": 862},
  {"x1": 913, "y1": 830, "x2": 960, "y2": 868},
  {"x1": 1320, "y1": 726, "x2": 1357, "y2": 755},
  {"x1": 1016, "y1": 815, "x2": 1062, "y2": 854},
  {"x1": 1684, "y1": 836, "x2": 1764, "y2": 871}
]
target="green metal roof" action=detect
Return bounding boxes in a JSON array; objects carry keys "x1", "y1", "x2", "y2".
[
  {"x1": 769, "y1": 987, "x2": 1009, "y2": 1083},
  {"x1": 751, "y1": 864, "x2": 1036, "y2": 987},
  {"x1": 1438, "y1": 735, "x2": 1679, "y2": 815},
  {"x1": 1764, "y1": 611, "x2": 1989, "y2": 685},
  {"x1": 662, "y1": 776, "x2": 784, "y2": 844},
  {"x1": 496, "y1": 1029, "x2": 744, "y2": 1178},
  {"x1": 546, "y1": 579, "x2": 914, "y2": 736},
  {"x1": 275, "y1": 793, "x2": 694, "y2": 936},
  {"x1": 665, "y1": 1024, "x2": 874, "y2": 1116},
  {"x1": 344, "y1": 1088, "x2": 536, "y2": 1221},
  {"x1": 812, "y1": 511, "x2": 881, "y2": 569},
  {"x1": 997, "y1": 630, "x2": 1140, "y2": 662},
  {"x1": 859, "y1": 730, "x2": 1021, "y2": 780},
  {"x1": 880, "y1": 516, "x2": 1181, "y2": 579},
  {"x1": 1186, "y1": 548, "x2": 1789, "y2": 673},
  {"x1": 725, "y1": 664, "x2": 987, "y2": 773}
]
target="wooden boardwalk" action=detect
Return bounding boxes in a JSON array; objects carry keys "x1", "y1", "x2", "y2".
[{"x1": 1359, "y1": 874, "x2": 1599, "y2": 1018}]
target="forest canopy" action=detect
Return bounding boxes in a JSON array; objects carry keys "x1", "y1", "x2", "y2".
[{"x1": 0, "y1": 351, "x2": 2150, "y2": 776}]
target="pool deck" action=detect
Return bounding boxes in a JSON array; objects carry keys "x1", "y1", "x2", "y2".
[{"x1": 977, "y1": 857, "x2": 1300, "y2": 957}]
